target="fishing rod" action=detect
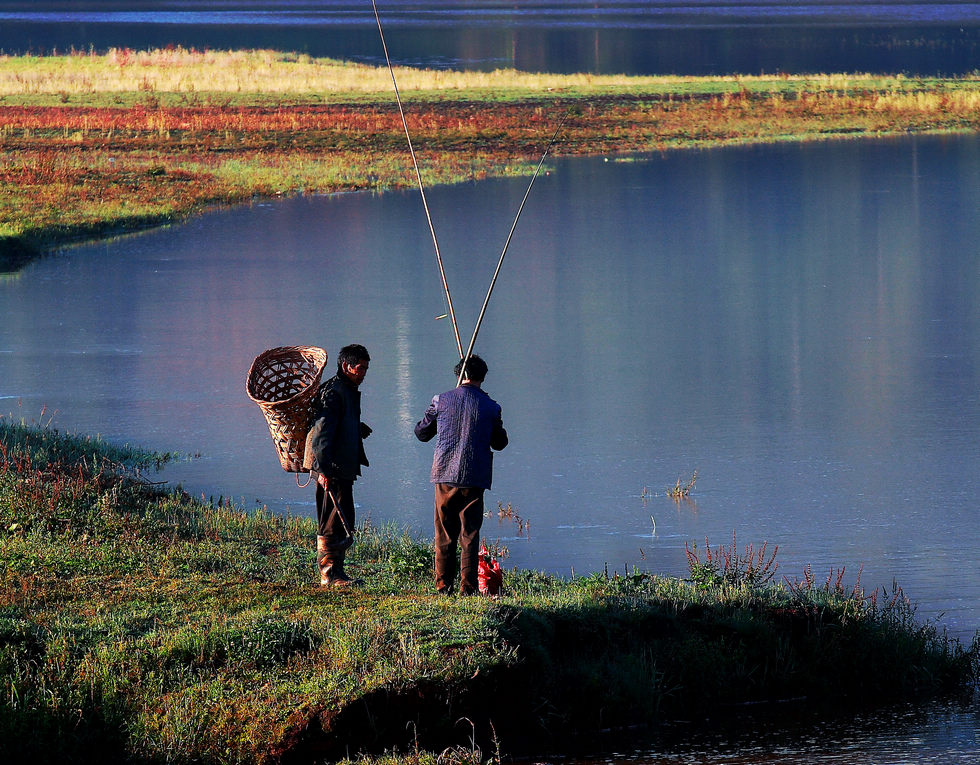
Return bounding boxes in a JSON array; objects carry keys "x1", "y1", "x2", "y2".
[
  {"x1": 371, "y1": 0, "x2": 463, "y2": 359},
  {"x1": 457, "y1": 110, "x2": 571, "y2": 385}
]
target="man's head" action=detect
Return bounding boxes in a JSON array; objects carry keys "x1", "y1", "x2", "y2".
[
  {"x1": 454, "y1": 354, "x2": 488, "y2": 384},
  {"x1": 338, "y1": 344, "x2": 370, "y2": 386}
]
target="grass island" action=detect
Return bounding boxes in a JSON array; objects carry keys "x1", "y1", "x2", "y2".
[{"x1": 1, "y1": 48, "x2": 979, "y2": 269}]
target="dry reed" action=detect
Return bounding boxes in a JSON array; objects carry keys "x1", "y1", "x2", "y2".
[{"x1": 1, "y1": 47, "x2": 977, "y2": 103}]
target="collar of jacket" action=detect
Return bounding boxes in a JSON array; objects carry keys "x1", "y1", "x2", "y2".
[{"x1": 333, "y1": 373, "x2": 360, "y2": 394}]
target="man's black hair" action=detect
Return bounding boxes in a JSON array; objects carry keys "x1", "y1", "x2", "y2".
[
  {"x1": 454, "y1": 354, "x2": 488, "y2": 382},
  {"x1": 337, "y1": 344, "x2": 370, "y2": 372}
]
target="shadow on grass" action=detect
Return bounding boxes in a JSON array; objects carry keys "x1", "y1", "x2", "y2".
[{"x1": 280, "y1": 593, "x2": 978, "y2": 762}]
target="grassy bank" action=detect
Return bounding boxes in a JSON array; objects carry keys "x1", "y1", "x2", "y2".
[
  {"x1": 1, "y1": 418, "x2": 977, "y2": 764},
  {"x1": 1, "y1": 49, "x2": 979, "y2": 268}
]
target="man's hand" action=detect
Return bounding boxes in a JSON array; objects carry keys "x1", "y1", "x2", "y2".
[{"x1": 317, "y1": 473, "x2": 330, "y2": 490}]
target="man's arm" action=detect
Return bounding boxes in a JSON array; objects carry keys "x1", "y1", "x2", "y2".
[
  {"x1": 490, "y1": 407, "x2": 508, "y2": 451},
  {"x1": 309, "y1": 387, "x2": 342, "y2": 474},
  {"x1": 414, "y1": 395, "x2": 440, "y2": 442}
]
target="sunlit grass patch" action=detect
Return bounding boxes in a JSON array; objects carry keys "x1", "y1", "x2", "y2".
[
  {"x1": 0, "y1": 47, "x2": 671, "y2": 101},
  {"x1": 0, "y1": 48, "x2": 977, "y2": 104}
]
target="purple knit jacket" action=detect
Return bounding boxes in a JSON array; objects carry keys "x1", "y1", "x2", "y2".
[{"x1": 414, "y1": 384, "x2": 508, "y2": 490}]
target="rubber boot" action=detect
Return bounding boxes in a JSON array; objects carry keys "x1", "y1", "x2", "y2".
[
  {"x1": 316, "y1": 535, "x2": 331, "y2": 586},
  {"x1": 323, "y1": 560, "x2": 361, "y2": 587},
  {"x1": 317, "y1": 537, "x2": 362, "y2": 587}
]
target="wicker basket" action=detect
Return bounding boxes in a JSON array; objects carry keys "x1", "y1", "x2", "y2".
[{"x1": 246, "y1": 345, "x2": 328, "y2": 473}]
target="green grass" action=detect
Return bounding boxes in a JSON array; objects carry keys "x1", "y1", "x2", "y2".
[{"x1": 1, "y1": 418, "x2": 977, "y2": 763}]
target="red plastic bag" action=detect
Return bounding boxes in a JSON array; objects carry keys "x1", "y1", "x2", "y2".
[{"x1": 478, "y1": 543, "x2": 503, "y2": 596}]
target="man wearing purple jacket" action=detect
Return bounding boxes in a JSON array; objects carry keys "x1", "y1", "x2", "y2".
[{"x1": 414, "y1": 354, "x2": 508, "y2": 595}]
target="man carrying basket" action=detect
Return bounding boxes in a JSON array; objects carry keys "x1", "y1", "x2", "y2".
[{"x1": 304, "y1": 344, "x2": 372, "y2": 586}]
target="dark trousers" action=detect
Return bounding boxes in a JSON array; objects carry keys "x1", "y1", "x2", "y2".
[
  {"x1": 315, "y1": 478, "x2": 355, "y2": 560},
  {"x1": 434, "y1": 483, "x2": 485, "y2": 594}
]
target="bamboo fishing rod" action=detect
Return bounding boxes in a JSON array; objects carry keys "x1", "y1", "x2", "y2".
[
  {"x1": 457, "y1": 110, "x2": 570, "y2": 386},
  {"x1": 371, "y1": 0, "x2": 463, "y2": 359}
]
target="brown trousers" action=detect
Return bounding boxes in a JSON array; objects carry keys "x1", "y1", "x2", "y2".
[
  {"x1": 315, "y1": 478, "x2": 355, "y2": 561},
  {"x1": 434, "y1": 483, "x2": 485, "y2": 594}
]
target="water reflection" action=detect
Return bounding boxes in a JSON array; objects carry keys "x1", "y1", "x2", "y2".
[{"x1": 0, "y1": 1, "x2": 977, "y2": 75}]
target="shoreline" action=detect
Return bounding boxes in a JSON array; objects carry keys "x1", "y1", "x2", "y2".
[
  {"x1": 2, "y1": 49, "x2": 979, "y2": 271},
  {"x1": 1, "y1": 418, "x2": 977, "y2": 763}
]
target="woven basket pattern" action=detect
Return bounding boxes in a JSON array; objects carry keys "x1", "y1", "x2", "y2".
[{"x1": 246, "y1": 345, "x2": 328, "y2": 472}]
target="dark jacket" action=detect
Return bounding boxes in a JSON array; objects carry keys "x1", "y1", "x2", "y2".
[
  {"x1": 304, "y1": 373, "x2": 369, "y2": 480},
  {"x1": 414, "y1": 384, "x2": 507, "y2": 490}
]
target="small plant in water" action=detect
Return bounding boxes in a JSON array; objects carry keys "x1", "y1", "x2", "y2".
[
  {"x1": 667, "y1": 469, "x2": 698, "y2": 499},
  {"x1": 495, "y1": 501, "x2": 529, "y2": 537}
]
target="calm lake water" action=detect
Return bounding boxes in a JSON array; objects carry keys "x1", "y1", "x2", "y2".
[
  {"x1": 581, "y1": 696, "x2": 980, "y2": 763},
  {"x1": 0, "y1": 0, "x2": 978, "y2": 75}
]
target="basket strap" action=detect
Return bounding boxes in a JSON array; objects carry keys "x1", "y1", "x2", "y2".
[{"x1": 295, "y1": 472, "x2": 313, "y2": 489}]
